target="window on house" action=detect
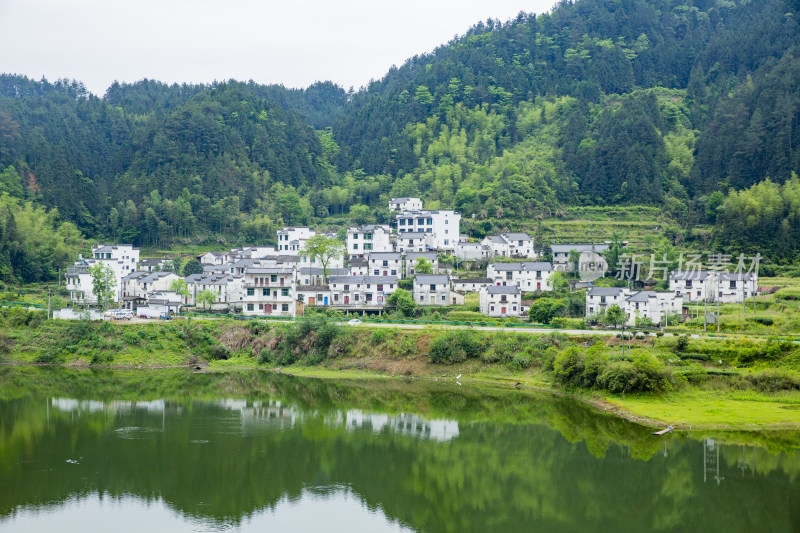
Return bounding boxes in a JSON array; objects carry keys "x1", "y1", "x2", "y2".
[
  {"x1": 271, "y1": 275, "x2": 277, "y2": 283},
  {"x1": 247, "y1": 303, "x2": 254, "y2": 311},
  {"x1": 262, "y1": 288, "x2": 268, "y2": 296},
  {"x1": 729, "y1": 280, "x2": 736, "y2": 289},
  {"x1": 377, "y1": 284, "x2": 383, "y2": 292},
  {"x1": 353, "y1": 243, "x2": 359, "y2": 250},
  {"x1": 354, "y1": 294, "x2": 360, "y2": 301},
  {"x1": 382, "y1": 260, "x2": 388, "y2": 267},
  {"x1": 344, "y1": 285, "x2": 350, "y2": 291},
  {"x1": 247, "y1": 288, "x2": 254, "y2": 296},
  {"x1": 373, "y1": 270, "x2": 379, "y2": 275},
  {"x1": 391, "y1": 270, "x2": 397, "y2": 276},
  {"x1": 281, "y1": 288, "x2": 289, "y2": 296},
  {"x1": 430, "y1": 284, "x2": 436, "y2": 290},
  {"x1": 282, "y1": 304, "x2": 288, "y2": 311},
  {"x1": 334, "y1": 294, "x2": 339, "y2": 301}
]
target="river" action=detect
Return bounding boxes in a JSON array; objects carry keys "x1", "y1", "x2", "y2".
[{"x1": 0, "y1": 367, "x2": 798, "y2": 532}]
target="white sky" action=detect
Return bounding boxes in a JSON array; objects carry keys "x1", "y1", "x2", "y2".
[{"x1": 0, "y1": 0, "x2": 557, "y2": 96}]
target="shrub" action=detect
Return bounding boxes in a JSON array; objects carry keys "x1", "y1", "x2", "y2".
[
  {"x1": 675, "y1": 336, "x2": 689, "y2": 353},
  {"x1": 746, "y1": 316, "x2": 774, "y2": 326},
  {"x1": 370, "y1": 329, "x2": 389, "y2": 345},
  {"x1": 428, "y1": 330, "x2": 481, "y2": 363},
  {"x1": 510, "y1": 353, "x2": 533, "y2": 370},
  {"x1": 597, "y1": 352, "x2": 672, "y2": 393},
  {"x1": 553, "y1": 347, "x2": 586, "y2": 386},
  {"x1": 550, "y1": 317, "x2": 587, "y2": 329},
  {"x1": 745, "y1": 369, "x2": 800, "y2": 392},
  {"x1": 528, "y1": 298, "x2": 565, "y2": 324},
  {"x1": 208, "y1": 345, "x2": 230, "y2": 360}
]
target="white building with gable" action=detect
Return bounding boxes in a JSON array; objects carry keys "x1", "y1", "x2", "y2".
[{"x1": 396, "y1": 210, "x2": 460, "y2": 251}]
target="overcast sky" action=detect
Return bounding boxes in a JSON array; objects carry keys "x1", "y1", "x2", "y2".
[{"x1": 0, "y1": 0, "x2": 557, "y2": 96}]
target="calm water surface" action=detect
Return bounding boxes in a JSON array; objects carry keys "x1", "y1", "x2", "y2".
[{"x1": 0, "y1": 367, "x2": 798, "y2": 532}]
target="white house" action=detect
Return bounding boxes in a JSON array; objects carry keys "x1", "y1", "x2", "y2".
[
  {"x1": 389, "y1": 197, "x2": 423, "y2": 212},
  {"x1": 397, "y1": 231, "x2": 430, "y2": 253},
  {"x1": 367, "y1": 252, "x2": 402, "y2": 277},
  {"x1": 669, "y1": 271, "x2": 714, "y2": 302},
  {"x1": 137, "y1": 291, "x2": 184, "y2": 318},
  {"x1": 396, "y1": 210, "x2": 460, "y2": 251},
  {"x1": 66, "y1": 244, "x2": 140, "y2": 305},
  {"x1": 241, "y1": 267, "x2": 296, "y2": 317},
  {"x1": 452, "y1": 277, "x2": 494, "y2": 293},
  {"x1": 328, "y1": 276, "x2": 398, "y2": 306},
  {"x1": 479, "y1": 286, "x2": 523, "y2": 317},
  {"x1": 348, "y1": 257, "x2": 369, "y2": 276},
  {"x1": 277, "y1": 227, "x2": 315, "y2": 252},
  {"x1": 347, "y1": 225, "x2": 393, "y2": 257},
  {"x1": 481, "y1": 236, "x2": 510, "y2": 257},
  {"x1": 623, "y1": 291, "x2": 683, "y2": 326},
  {"x1": 502, "y1": 233, "x2": 536, "y2": 258},
  {"x1": 551, "y1": 244, "x2": 609, "y2": 272},
  {"x1": 455, "y1": 241, "x2": 489, "y2": 261},
  {"x1": 585, "y1": 287, "x2": 629, "y2": 318},
  {"x1": 487, "y1": 262, "x2": 553, "y2": 292},
  {"x1": 404, "y1": 252, "x2": 439, "y2": 278},
  {"x1": 481, "y1": 233, "x2": 536, "y2": 258},
  {"x1": 185, "y1": 273, "x2": 241, "y2": 310},
  {"x1": 121, "y1": 271, "x2": 181, "y2": 301},
  {"x1": 413, "y1": 274, "x2": 450, "y2": 306},
  {"x1": 669, "y1": 270, "x2": 757, "y2": 303},
  {"x1": 718, "y1": 272, "x2": 758, "y2": 303},
  {"x1": 296, "y1": 285, "x2": 332, "y2": 308}
]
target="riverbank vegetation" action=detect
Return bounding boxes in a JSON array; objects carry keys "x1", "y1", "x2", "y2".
[{"x1": 3, "y1": 308, "x2": 800, "y2": 427}]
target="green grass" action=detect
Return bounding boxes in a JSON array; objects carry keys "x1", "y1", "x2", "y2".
[{"x1": 608, "y1": 389, "x2": 800, "y2": 428}]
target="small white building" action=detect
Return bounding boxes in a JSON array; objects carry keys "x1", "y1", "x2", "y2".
[
  {"x1": 389, "y1": 197, "x2": 423, "y2": 212},
  {"x1": 367, "y1": 252, "x2": 403, "y2": 277},
  {"x1": 404, "y1": 252, "x2": 439, "y2": 278},
  {"x1": 413, "y1": 274, "x2": 451, "y2": 306},
  {"x1": 397, "y1": 231, "x2": 430, "y2": 253},
  {"x1": 296, "y1": 285, "x2": 332, "y2": 307},
  {"x1": 501, "y1": 233, "x2": 536, "y2": 258},
  {"x1": 487, "y1": 262, "x2": 553, "y2": 292},
  {"x1": 585, "y1": 286, "x2": 629, "y2": 318},
  {"x1": 551, "y1": 244, "x2": 609, "y2": 272},
  {"x1": 277, "y1": 227, "x2": 315, "y2": 252},
  {"x1": 241, "y1": 267, "x2": 296, "y2": 317},
  {"x1": 347, "y1": 225, "x2": 393, "y2": 257},
  {"x1": 481, "y1": 236, "x2": 510, "y2": 257},
  {"x1": 198, "y1": 251, "x2": 225, "y2": 266},
  {"x1": 396, "y1": 210, "x2": 460, "y2": 251},
  {"x1": 348, "y1": 257, "x2": 369, "y2": 276},
  {"x1": 623, "y1": 291, "x2": 683, "y2": 326},
  {"x1": 669, "y1": 270, "x2": 757, "y2": 303},
  {"x1": 297, "y1": 267, "x2": 349, "y2": 286},
  {"x1": 479, "y1": 286, "x2": 522, "y2": 317},
  {"x1": 328, "y1": 275, "x2": 398, "y2": 306},
  {"x1": 455, "y1": 241, "x2": 489, "y2": 261},
  {"x1": 66, "y1": 244, "x2": 140, "y2": 305},
  {"x1": 452, "y1": 277, "x2": 494, "y2": 293}
]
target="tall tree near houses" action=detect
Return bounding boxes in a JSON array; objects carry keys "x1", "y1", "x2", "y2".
[
  {"x1": 298, "y1": 235, "x2": 345, "y2": 284},
  {"x1": 89, "y1": 263, "x2": 116, "y2": 311}
]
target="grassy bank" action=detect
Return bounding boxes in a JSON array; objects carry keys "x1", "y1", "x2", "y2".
[{"x1": 2, "y1": 307, "x2": 800, "y2": 428}]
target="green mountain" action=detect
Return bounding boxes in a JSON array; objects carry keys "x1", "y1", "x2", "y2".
[{"x1": 1, "y1": 0, "x2": 800, "y2": 281}]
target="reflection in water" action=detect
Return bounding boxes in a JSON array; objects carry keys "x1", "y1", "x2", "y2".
[
  {"x1": 0, "y1": 367, "x2": 799, "y2": 532},
  {"x1": 4, "y1": 491, "x2": 412, "y2": 533}
]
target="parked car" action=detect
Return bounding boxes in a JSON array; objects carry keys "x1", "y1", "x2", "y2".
[{"x1": 348, "y1": 318, "x2": 362, "y2": 326}]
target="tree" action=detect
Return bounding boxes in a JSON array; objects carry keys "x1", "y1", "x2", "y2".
[
  {"x1": 196, "y1": 289, "x2": 216, "y2": 311},
  {"x1": 549, "y1": 271, "x2": 567, "y2": 293},
  {"x1": 89, "y1": 263, "x2": 116, "y2": 311},
  {"x1": 568, "y1": 249, "x2": 580, "y2": 274},
  {"x1": 183, "y1": 258, "x2": 204, "y2": 276},
  {"x1": 605, "y1": 304, "x2": 627, "y2": 329},
  {"x1": 414, "y1": 258, "x2": 433, "y2": 274},
  {"x1": 170, "y1": 279, "x2": 190, "y2": 304},
  {"x1": 528, "y1": 297, "x2": 564, "y2": 324},
  {"x1": 387, "y1": 288, "x2": 416, "y2": 317},
  {"x1": 298, "y1": 235, "x2": 345, "y2": 283}
]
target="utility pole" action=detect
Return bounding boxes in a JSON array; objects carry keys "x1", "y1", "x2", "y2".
[
  {"x1": 703, "y1": 298, "x2": 707, "y2": 333},
  {"x1": 717, "y1": 296, "x2": 720, "y2": 333},
  {"x1": 47, "y1": 287, "x2": 52, "y2": 320},
  {"x1": 752, "y1": 278, "x2": 756, "y2": 315}
]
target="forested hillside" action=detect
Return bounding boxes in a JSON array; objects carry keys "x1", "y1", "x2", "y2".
[{"x1": 0, "y1": 0, "x2": 799, "y2": 282}]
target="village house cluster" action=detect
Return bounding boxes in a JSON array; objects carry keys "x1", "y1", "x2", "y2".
[{"x1": 63, "y1": 198, "x2": 759, "y2": 324}]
